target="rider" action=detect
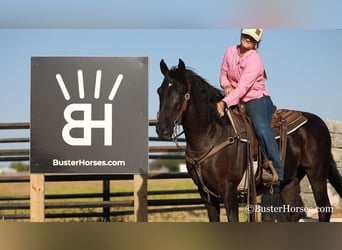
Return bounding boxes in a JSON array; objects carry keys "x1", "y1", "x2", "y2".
[{"x1": 216, "y1": 29, "x2": 284, "y2": 184}]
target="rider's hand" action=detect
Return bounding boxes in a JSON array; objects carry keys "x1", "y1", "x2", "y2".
[{"x1": 217, "y1": 101, "x2": 225, "y2": 117}]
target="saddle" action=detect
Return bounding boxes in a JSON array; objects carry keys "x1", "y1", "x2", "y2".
[{"x1": 227, "y1": 103, "x2": 308, "y2": 189}]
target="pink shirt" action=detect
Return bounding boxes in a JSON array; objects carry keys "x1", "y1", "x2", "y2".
[{"x1": 220, "y1": 45, "x2": 269, "y2": 107}]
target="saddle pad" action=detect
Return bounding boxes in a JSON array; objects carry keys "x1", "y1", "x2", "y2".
[
  {"x1": 237, "y1": 161, "x2": 258, "y2": 191},
  {"x1": 227, "y1": 108, "x2": 308, "y2": 141},
  {"x1": 271, "y1": 109, "x2": 308, "y2": 138}
]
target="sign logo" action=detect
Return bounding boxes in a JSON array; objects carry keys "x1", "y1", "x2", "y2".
[{"x1": 56, "y1": 70, "x2": 123, "y2": 146}]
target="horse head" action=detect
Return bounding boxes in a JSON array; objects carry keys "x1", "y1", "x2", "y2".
[{"x1": 156, "y1": 59, "x2": 190, "y2": 140}]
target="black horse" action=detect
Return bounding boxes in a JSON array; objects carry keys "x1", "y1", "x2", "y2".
[{"x1": 156, "y1": 59, "x2": 342, "y2": 222}]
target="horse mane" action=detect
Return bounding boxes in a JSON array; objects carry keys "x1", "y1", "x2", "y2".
[{"x1": 168, "y1": 66, "x2": 225, "y2": 124}]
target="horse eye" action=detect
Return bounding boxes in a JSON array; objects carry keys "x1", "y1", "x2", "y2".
[{"x1": 168, "y1": 82, "x2": 173, "y2": 87}]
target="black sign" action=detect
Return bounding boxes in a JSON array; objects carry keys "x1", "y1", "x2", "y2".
[{"x1": 31, "y1": 57, "x2": 148, "y2": 174}]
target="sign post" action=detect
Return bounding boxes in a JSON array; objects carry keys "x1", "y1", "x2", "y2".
[{"x1": 30, "y1": 174, "x2": 45, "y2": 222}]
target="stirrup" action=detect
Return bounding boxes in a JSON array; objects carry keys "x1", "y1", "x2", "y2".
[
  {"x1": 262, "y1": 169, "x2": 274, "y2": 184},
  {"x1": 262, "y1": 161, "x2": 279, "y2": 186}
]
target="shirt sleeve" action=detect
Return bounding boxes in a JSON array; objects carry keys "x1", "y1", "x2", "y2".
[
  {"x1": 223, "y1": 52, "x2": 264, "y2": 107},
  {"x1": 220, "y1": 48, "x2": 232, "y2": 89}
]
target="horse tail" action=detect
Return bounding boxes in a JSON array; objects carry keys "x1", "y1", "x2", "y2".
[{"x1": 328, "y1": 155, "x2": 342, "y2": 197}]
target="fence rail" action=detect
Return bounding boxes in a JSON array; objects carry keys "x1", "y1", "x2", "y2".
[
  {"x1": 0, "y1": 121, "x2": 213, "y2": 222},
  {"x1": 0, "y1": 172, "x2": 206, "y2": 221}
]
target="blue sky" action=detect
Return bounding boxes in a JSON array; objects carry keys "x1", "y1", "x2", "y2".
[
  {"x1": 1, "y1": 29, "x2": 341, "y2": 123},
  {"x1": 1, "y1": 1, "x2": 342, "y2": 167},
  {"x1": 1, "y1": 0, "x2": 342, "y2": 123}
]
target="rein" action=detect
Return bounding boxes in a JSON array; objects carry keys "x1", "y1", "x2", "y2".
[
  {"x1": 185, "y1": 135, "x2": 238, "y2": 200},
  {"x1": 185, "y1": 136, "x2": 238, "y2": 166}
]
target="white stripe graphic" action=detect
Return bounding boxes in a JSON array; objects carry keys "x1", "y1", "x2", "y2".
[
  {"x1": 94, "y1": 70, "x2": 102, "y2": 99},
  {"x1": 77, "y1": 70, "x2": 85, "y2": 99},
  {"x1": 108, "y1": 74, "x2": 123, "y2": 101},
  {"x1": 56, "y1": 74, "x2": 70, "y2": 100}
]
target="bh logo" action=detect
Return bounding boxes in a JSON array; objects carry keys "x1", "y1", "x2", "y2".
[{"x1": 56, "y1": 70, "x2": 123, "y2": 146}]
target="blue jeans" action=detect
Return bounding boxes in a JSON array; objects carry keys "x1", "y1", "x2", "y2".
[{"x1": 245, "y1": 96, "x2": 284, "y2": 181}]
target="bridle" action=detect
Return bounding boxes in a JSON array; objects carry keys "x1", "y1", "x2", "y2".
[
  {"x1": 170, "y1": 78, "x2": 191, "y2": 146},
  {"x1": 174, "y1": 78, "x2": 191, "y2": 125}
]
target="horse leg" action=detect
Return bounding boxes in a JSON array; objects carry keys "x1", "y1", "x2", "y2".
[
  {"x1": 199, "y1": 192, "x2": 221, "y2": 222},
  {"x1": 307, "y1": 175, "x2": 332, "y2": 222},
  {"x1": 222, "y1": 182, "x2": 239, "y2": 222},
  {"x1": 280, "y1": 176, "x2": 303, "y2": 221},
  {"x1": 206, "y1": 201, "x2": 221, "y2": 222}
]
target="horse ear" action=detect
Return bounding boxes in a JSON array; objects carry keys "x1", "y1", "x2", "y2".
[
  {"x1": 160, "y1": 59, "x2": 169, "y2": 76},
  {"x1": 178, "y1": 59, "x2": 186, "y2": 72}
]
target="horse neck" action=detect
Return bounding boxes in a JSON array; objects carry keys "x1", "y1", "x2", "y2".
[
  {"x1": 182, "y1": 104, "x2": 231, "y2": 151},
  {"x1": 182, "y1": 107, "x2": 206, "y2": 147},
  {"x1": 180, "y1": 75, "x2": 235, "y2": 150}
]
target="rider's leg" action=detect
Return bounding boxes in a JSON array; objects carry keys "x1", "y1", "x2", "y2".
[{"x1": 245, "y1": 96, "x2": 284, "y2": 182}]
